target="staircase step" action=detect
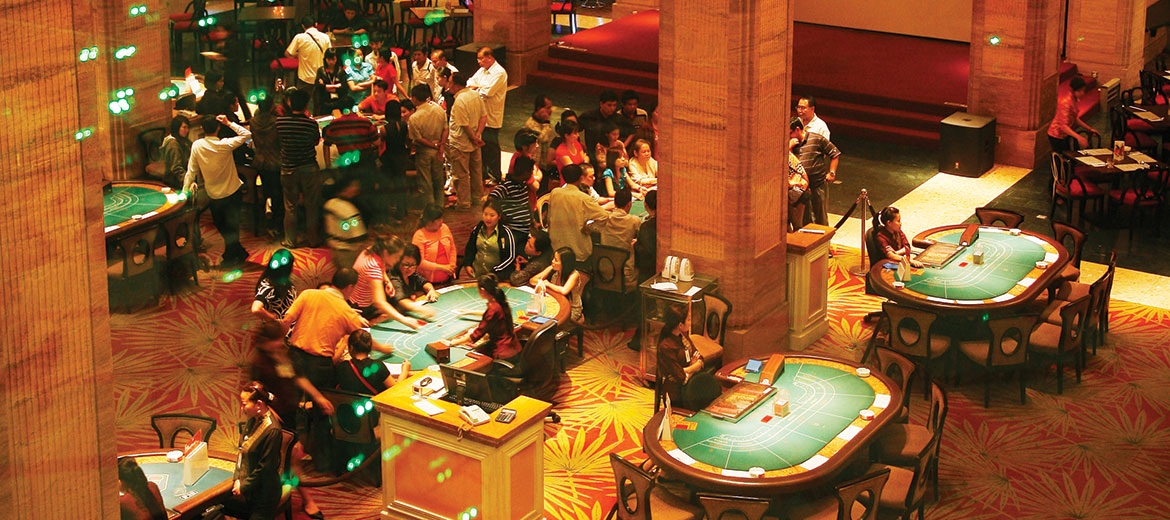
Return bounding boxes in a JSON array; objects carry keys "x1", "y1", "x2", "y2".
[
  {"x1": 816, "y1": 98, "x2": 945, "y2": 134},
  {"x1": 794, "y1": 83, "x2": 959, "y2": 119},
  {"x1": 549, "y1": 43, "x2": 658, "y2": 73},
  {"x1": 528, "y1": 69, "x2": 658, "y2": 102},
  {"x1": 537, "y1": 57, "x2": 657, "y2": 89},
  {"x1": 832, "y1": 117, "x2": 940, "y2": 149}
]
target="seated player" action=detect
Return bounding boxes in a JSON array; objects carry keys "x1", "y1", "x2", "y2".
[
  {"x1": 627, "y1": 138, "x2": 657, "y2": 188},
  {"x1": 389, "y1": 245, "x2": 440, "y2": 316},
  {"x1": 657, "y1": 307, "x2": 720, "y2": 410},
  {"x1": 874, "y1": 206, "x2": 924, "y2": 268},
  {"x1": 588, "y1": 188, "x2": 642, "y2": 291},
  {"x1": 334, "y1": 329, "x2": 410, "y2": 394},
  {"x1": 530, "y1": 248, "x2": 584, "y2": 323},
  {"x1": 579, "y1": 163, "x2": 615, "y2": 210},
  {"x1": 345, "y1": 47, "x2": 376, "y2": 93},
  {"x1": 508, "y1": 130, "x2": 543, "y2": 202},
  {"x1": 331, "y1": 1, "x2": 369, "y2": 34},
  {"x1": 223, "y1": 382, "x2": 284, "y2": 520},
  {"x1": 350, "y1": 236, "x2": 427, "y2": 328},
  {"x1": 252, "y1": 248, "x2": 298, "y2": 321},
  {"x1": 413, "y1": 204, "x2": 458, "y2": 285},
  {"x1": 118, "y1": 457, "x2": 166, "y2": 520},
  {"x1": 510, "y1": 228, "x2": 553, "y2": 288},
  {"x1": 458, "y1": 199, "x2": 519, "y2": 279},
  {"x1": 357, "y1": 79, "x2": 392, "y2": 118},
  {"x1": 450, "y1": 275, "x2": 525, "y2": 379}
]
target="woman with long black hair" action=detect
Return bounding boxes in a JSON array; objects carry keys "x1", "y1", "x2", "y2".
[
  {"x1": 450, "y1": 274, "x2": 524, "y2": 379},
  {"x1": 252, "y1": 248, "x2": 297, "y2": 321},
  {"x1": 118, "y1": 457, "x2": 166, "y2": 520}
]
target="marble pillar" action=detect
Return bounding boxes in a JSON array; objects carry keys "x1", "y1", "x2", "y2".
[
  {"x1": 473, "y1": 0, "x2": 550, "y2": 85},
  {"x1": 0, "y1": 0, "x2": 120, "y2": 518},
  {"x1": 658, "y1": 0, "x2": 793, "y2": 360},
  {"x1": 1064, "y1": 0, "x2": 1147, "y2": 87},
  {"x1": 968, "y1": 0, "x2": 1063, "y2": 168}
]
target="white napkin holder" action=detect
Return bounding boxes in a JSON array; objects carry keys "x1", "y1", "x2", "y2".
[
  {"x1": 181, "y1": 442, "x2": 209, "y2": 486},
  {"x1": 678, "y1": 258, "x2": 694, "y2": 282}
]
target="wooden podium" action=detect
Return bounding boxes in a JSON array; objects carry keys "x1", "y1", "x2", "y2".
[
  {"x1": 372, "y1": 370, "x2": 552, "y2": 520},
  {"x1": 786, "y1": 224, "x2": 835, "y2": 350}
]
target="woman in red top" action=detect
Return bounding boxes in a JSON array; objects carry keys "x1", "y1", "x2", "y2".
[
  {"x1": 554, "y1": 120, "x2": 587, "y2": 175},
  {"x1": 451, "y1": 274, "x2": 524, "y2": 377},
  {"x1": 1046, "y1": 76, "x2": 1099, "y2": 152},
  {"x1": 873, "y1": 206, "x2": 924, "y2": 268},
  {"x1": 118, "y1": 457, "x2": 166, "y2": 520}
]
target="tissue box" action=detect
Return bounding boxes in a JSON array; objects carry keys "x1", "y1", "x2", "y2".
[{"x1": 181, "y1": 442, "x2": 210, "y2": 486}]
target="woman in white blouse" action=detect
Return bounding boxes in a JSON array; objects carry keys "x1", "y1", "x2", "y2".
[{"x1": 627, "y1": 139, "x2": 658, "y2": 188}]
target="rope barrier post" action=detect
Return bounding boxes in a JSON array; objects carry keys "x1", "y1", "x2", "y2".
[{"x1": 850, "y1": 189, "x2": 871, "y2": 277}]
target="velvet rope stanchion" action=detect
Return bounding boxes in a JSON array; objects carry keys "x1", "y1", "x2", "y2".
[{"x1": 833, "y1": 189, "x2": 881, "y2": 276}]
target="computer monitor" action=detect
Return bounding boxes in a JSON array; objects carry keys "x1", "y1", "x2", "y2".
[{"x1": 439, "y1": 364, "x2": 496, "y2": 405}]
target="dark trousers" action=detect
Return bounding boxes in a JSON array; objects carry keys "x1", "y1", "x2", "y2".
[
  {"x1": 806, "y1": 182, "x2": 829, "y2": 226},
  {"x1": 295, "y1": 78, "x2": 315, "y2": 114},
  {"x1": 209, "y1": 189, "x2": 249, "y2": 263},
  {"x1": 282, "y1": 163, "x2": 323, "y2": 246},
  {"x1": 482, "y1": 126, "x2": 501, "y2": 182},
  {"x1": 289, "y1": 347, "x2": 338, "y2": 471},
  {"x1": 258, "y1": 167, "x2": 284, "y2": 233},
  {"x1": 1049, "y1": 135, "x2": 1071, "y2": 154},
  {"x1": 383, "y1": 152, "x2": 411, "y2": 220},
  {"x1": 221, "y1": 493, "x2": 277, "y2": 520}
]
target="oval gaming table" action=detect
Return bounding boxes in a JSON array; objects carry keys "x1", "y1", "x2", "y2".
[
  {"x1": 123, "y1": 451, "x2": 236, "y2": 520},
  {"x1": 104, "y1": 181, "x2": 188, "y2": 239},
  {"x1": 870, "y1": 225, "x2": 1069, "y2": 313},
  {"x1": 368, "y1": 282, "x2": 569, "y2": 370},
  {"x1": 642, "y1": 354, "x2": 901, "y2": 496}
]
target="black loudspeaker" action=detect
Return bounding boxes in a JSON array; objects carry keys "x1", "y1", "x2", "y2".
[
  {"x1": 939, "y1": 112, "x2": 996, "y2": 177},
  {"x1": 454, "y1": 42, "x2": 505, "y2": 79}
]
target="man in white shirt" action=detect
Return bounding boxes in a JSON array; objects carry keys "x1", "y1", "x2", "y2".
[
  {"x1": 183, "y1": 114, "x2": 253, "y2": 266},
  {"x1": 409, "y1": 46, "x2": 439, "y2": 104},
  {"x1": 447, "y1": 73, "x2": 486, "y2": 210},
  {"x1": 467, "y1": 47, "x2": 508, "y2": 183},
  {"x1": 796, "y1": 95, "x2": 830, "y2": 140},
  {"x1": 286, "y1": 16, "x2": 331, "y2": 110}
]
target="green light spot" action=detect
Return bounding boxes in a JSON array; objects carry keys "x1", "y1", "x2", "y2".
[
  {"x1": 469, "y1": 507, "x2": 478, "y2": 518},
  {"x1": 437, "y1": 474, "x2": 445, "y2": 483},
  {"x1": 445, "y1": 468, "x2": 451, "y2": 477},
  {"x1": 461, "y1": 513, "x2": 469, "y2": 520},
  {"x1": 988, "y1": 34, "x2": 1001, "y2": 46}
]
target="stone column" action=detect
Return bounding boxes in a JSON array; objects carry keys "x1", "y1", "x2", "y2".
[
  {"x1": 658, "y1": 0, "x2": 793, "y2": 360},
  {"x1": 0, "y1": 0, "x2": 119, "y2": 517},
  {"x1": 1064, "y1": 0, "x2": 1147, "y2": 87},
  {"x1": 473, "y1": 0, "x2": 550, "y2": 85},
  {"x1": 612, "y1": 0, "x2": 660, "y2": 20},
  {"x1": 968, "y1": 0, "x2": 1063, "y2": 168}
]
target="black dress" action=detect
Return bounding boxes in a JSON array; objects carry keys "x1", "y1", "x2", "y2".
[
  {"x1": 382, "y1": 118, "x2": 411, "y2": 219},
  {"x1": 224, "y1": 412, "x2": 283, "y2": 520}
]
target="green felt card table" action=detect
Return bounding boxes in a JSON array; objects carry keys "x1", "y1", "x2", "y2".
[
  {"x1": 368, "y1": 282, "x2": 568, "y2": 370},
  {"x1": 642, "y1": 354, "x2": 901, "y2": 496},
  {"x1": 103, "y1": 181, "x2": 188, "y2": 239},
  {"x1": 871, "y1": 225, "x2": 1069, "y2": 313},
  {"x1": 125, "y1": 451, "x2": 235, "y2": 519}
]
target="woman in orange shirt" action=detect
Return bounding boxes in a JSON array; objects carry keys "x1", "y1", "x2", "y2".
[{"x1": 411, "y1": 204, "x2": 457, "y2": 285}]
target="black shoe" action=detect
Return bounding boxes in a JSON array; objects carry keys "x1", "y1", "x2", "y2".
[{"x1": 306, "y1": 512, "x2": 325, "y2": 519}]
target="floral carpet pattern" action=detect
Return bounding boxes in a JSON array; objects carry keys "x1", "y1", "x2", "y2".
[{"x1": 112, "y1": 225, "x2": 1170, "y2": 519}]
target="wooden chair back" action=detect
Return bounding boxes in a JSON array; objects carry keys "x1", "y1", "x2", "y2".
[
  {"x1": 1054, "y1": 294, "x2": 1092, "y2": 354},
  {"x1": 696, "y1": 493, "x2": 771, "y2": 520},
  {"x1": 592, "y1": 244, "x2": 631, "y2": 293},
  {"x1": 926, "y1": 382, "x2": 948, "y2": 443},
  {"x1": 609, "y1": 453, "x2": 655, "y2": 520},
  {"x1": 1051, "y1": 220, "x2": 1087, "y2": 270},
  {"x1": 151, "y1": 413, "x2": 218, "y2": 449},
  {"x1": 517, "y1": 322, "x2": 559, "y2": 401},
  {"x1": 1050, "y1": 152, "x2": 1074, "y2": 194},
  {"x1": 111, "y1": 227, "x2": 160, "y2": 278},
  {"x1": 882, "y1": 302, "x2": 946, "y2": 360},
  {"x1": 904, "y1": 436, "x2": 939, "y2": 513},
  {"x1": 974, "y1": 206, "x2": 1024, "y2": 228},
  {"x1": 163, "y1": 208, "x2": 199, "y2": 259},
  {"x1": 1099, "y1": 254, "x2": 1116, "y2": 335},
  {"x1": 321, "y1": 388, "x2": 378, "y2": 445},
  {"x1": 873, "y1": 348, "x2": 915, "y2": 414},
  {"x1": 700, "y1": 292, "x2": 733, "y2": 346},
  {"x1": 983, "y1": 315, "x2": 1035, "y2": 368},
  {"x1": 536, "y1": 193, "x2": 551, "y2": 230},
  {"x1": 833, "y1": 467, "x2": 891, "y2": 520}
]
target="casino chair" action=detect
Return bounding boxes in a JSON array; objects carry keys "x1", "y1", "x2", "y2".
[
  {"x1": 1049, "y1": 152, "x2": 1105, "y2": 230},
  {"x1": 873, "y1": 382, "x2": 947, "y2": 502},
  {"x1": 1028, "y1": 293, "x2": 1091, "y2": 395},
  {"x1": 606, "y1": 453, "x2": 704, "y2": 520},
  {"x1": 150, "y1": 413, "x2": 218, "y2": 449},
  {"x1": 552, "y1": 1, "x2": 579, "y2": 34},
  {"x1": 955, "y1": 314, "x2": 1035, "y2": 407},
  {"x1": 275, "y1": 428, "x2": 297, "y2": 520},
  {"x1": 882, "y1": 302, "x2": 956, "y2": 399},
  {"x1": 785, "y1": 468, "x2": 890, "y2": 520},
  {"x1": 696, "y1": 493, "x2": 778, "y2": 520},
  {"x1": 1110, "y1": 106, "x2": 1159, "y2": 159},
  {"x1": 1045, "y1": 254, "x2": 1114, "y2": 363},
  {"x1": 862, "y1": 227, "x2": 890, "y2": 326},
  {"x1": 137, "y1": 127, "x2": 168, "y2": 181},
  {"x1": 869, "y1": 348, "x2": 916, "y2": 423},
  {"x1": 536, "y1": 193, "x2": 552, "y2": 230},
  {"x1": 864, "y1": 436, "x2": 939, "y2": 520},
  {"x1": 1108, "y1": 164, "x2": 1169, "y2": 243},
  {"x1": 318, "y1": 387, "x2": 381, "y2": 479},
  {"x1": 1048, "y1": 221, "x2": 1088, "y2": 296},
  {"x1": 974, "y1": 206, "x2": 1024, "y2": 229},
  {"x1": 497, "y1": 322, "x2": 560, "y2": 402},
  {"x1": 691, "y1": 292, "x2": 730, "y2": 369},
  {"x1": 162, "y1": 208, "x2": 201, "y2": 292},
  {"x1": 108, "y1": 227, "x2": 163, "y2": 312},
  {"x1": 590, "y1": 244, "x2": 639, "y2": 325}
]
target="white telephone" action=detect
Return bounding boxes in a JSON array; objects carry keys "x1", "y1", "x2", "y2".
[{"x1": 459, "y1": 405, "x2": 490, "y2": 426}]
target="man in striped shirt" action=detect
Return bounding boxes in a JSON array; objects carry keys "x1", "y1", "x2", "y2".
[
  {"x1": 790, "y1": 117, "x2": 841, "y2": 226},
  {"x1": 276, "y1": 88, "x2": 324, "y2": 248},
  {"x1": 323, "y1": 95, "x2": 379, "y2": 221},
  {"x1": 489, "y1": 155, "x2": 535, "y2": 240}
]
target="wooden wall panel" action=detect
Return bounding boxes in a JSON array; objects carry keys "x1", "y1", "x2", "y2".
[{"x1": 0, "y1": 0, "x2": 124, "y2": 518}]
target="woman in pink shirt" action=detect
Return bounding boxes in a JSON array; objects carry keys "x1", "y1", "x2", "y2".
[
  {"x1": 1047, "y1": 76, "x2": 1099, "y2": 152},
  {"x1": 411, "y1": 204, "x2": 457, "y2": 285}
]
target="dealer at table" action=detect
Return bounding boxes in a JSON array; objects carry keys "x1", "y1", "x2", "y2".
[{"x1": 874, "y1": 206, "x2": 924, "y2": 268}]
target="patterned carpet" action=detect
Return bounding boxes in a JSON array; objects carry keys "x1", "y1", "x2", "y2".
[{"x1": 112, "y1": 221, "x2": 1170, "y2": 519}]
